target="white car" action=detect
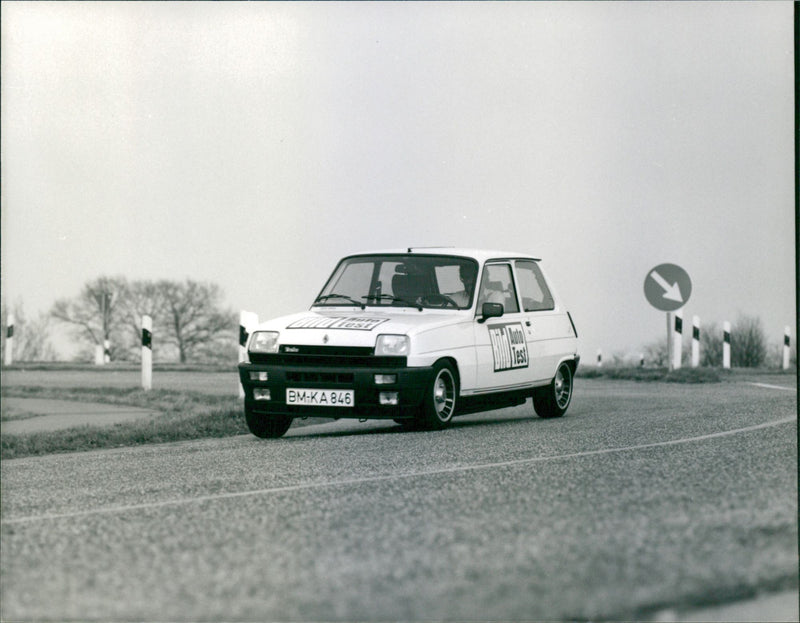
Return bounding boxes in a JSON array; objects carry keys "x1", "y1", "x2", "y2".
[{"x1": 239, "y1": 248, "x2": 580, "y2": 438}]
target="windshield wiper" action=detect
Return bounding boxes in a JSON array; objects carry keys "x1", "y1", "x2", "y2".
[
  {"x1": 314, "y1": 294, "x2": 365, "y2": 309},
  {"x1": 362, "y1": 294, "x2": 423, "y2": 311}
]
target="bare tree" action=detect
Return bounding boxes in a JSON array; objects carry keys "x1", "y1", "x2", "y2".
[
  {"x1": 50, "y1": 276, "x2": 236, "y2": 363},
  {"x1": 51, "y1": 276, "x2": 128, "y2": 361},
  {"x1": 157, "y1": 279, "x2": 234, "y2": 363},
  {"x1": 731, "y1": 314, "x2": 767, "y2": 368},
  {"x1": 116, "y1": 280, "x2": 170, "y2": 361}
]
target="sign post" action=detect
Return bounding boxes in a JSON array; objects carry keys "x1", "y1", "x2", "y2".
[
  {"x1": 666, "y1": 312, "x2": 673, "y2": 370},
  {"x1": 644, "y1": 263, "x2": 692, "y2": 371}
]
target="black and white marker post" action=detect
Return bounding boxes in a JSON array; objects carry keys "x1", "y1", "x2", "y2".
[
  {"x1": 673, "y1": 309, "x2": 683, "y2": 370},
  {"x1": 96, "y1": 290, "x2": 113, "y2": 365},
  {"x1": 4, "y1": 313, "x2": 14, "y2": 367},
  {"x1": 94, "y1": 340, "x2": 111, "y2": 365},
  {"x1": 142, "y1": 315, "x2": 152, "y2": 391},
  {"x1": 783, "y1": 326, "x2": 791, "y2": 370},
  {"x1": 723, "y1": 321, "x2": 731, "y2": 369},
  {"x1": 691, "y1": 315, "x2": 700, "y2": 368}
]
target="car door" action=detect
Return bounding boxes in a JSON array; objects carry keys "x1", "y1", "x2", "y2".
[
  {"x1": 473, "y1": 262, "x2": 533, "y2": 393},
  {"x1": 514, "y1": 259, "x2": 563, "y2": 383}
]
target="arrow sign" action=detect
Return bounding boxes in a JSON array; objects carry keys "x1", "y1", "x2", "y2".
[
  {"x1": 644, "y1": 263, "x2": 691, "y2": 312},
  {"x1": 648, "y1": 269, "x2": 684, "y2": 303}
]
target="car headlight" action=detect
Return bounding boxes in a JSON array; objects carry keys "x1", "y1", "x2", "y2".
[
  {"x1": 375, "y1": 334, "x2": 410, "y2": 357},
  {"x1": 249, "y1": 331, "x2": 280, "y2": 354}
]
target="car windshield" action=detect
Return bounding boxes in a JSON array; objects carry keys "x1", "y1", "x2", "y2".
[{"x1": 315, "y1": 255, "x2": 479, "y2": 310}]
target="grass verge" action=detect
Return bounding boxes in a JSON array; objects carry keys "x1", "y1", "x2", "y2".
[
  {"x1": 576, "y1": 366, "x2": 727, "y2": 383},
  {"x1": 577, "y1": 365, "x2": 798, "y2": 383},
  {"x1": 1, "y1": 386, "x2": 248, "y2": 460}
]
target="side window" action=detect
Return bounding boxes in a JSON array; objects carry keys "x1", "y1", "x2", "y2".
[
  {"x1": 477, "y1": 264, "x2": 519, "y2": 313},
  {"x1": 516, "y1": 261, "x2": 554, "y2": 311}
]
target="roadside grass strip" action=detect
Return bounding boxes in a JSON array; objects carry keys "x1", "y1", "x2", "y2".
[
  {"x1": 0, "y1": 387, "x2": 249, "y2": 460},
  {"x1": 0, "y1": 386, "x2": 327, "y2": 460},
  {"x1": 578, "y1": 366, "x2": 797, "y2": 384},
  {"x1": 578, "y1": 367, "x2": 726, "y2": 383},
  {"x1": 3, "y1": 415, "x2": 795, "y2": 526}
]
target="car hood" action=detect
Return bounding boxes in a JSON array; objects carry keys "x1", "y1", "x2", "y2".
[{"x1": 250, "y1": 308, "x2": 468, "y2": 349}]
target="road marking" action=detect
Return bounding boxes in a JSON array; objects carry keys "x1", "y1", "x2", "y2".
[
  {"x1": 2, "y1": 416, "x2": 796, "y2": 526},
  {"x1": 747, "y1": 382, "x2": 796, "y2": 392}
]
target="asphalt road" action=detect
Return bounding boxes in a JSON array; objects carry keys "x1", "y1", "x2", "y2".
[{"x1": 1, "y1": 378, "x2": 797, "y2": 621}]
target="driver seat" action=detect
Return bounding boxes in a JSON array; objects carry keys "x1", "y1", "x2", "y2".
[{"x1": 392, "y1": 273, "x2": 424, "y2": 303}]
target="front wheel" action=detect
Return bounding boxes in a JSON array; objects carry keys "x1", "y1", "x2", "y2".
[
  {"x1": 245, "y1": 407, "x2": 293, "y2": 438},
  {"x1": 532, "y1": 362, "x2": 573, "y2": 418},
  {"x1": 418, "y1": 361, "x2": 458, "y2": 429}
]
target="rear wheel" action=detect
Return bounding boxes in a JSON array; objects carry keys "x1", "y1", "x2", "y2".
[
  {"x1": 532, "y1": 361, "x2": 573, "y2": 418},
  {"x1": 419, "y1": 361, "x2": 458, "y2": 429},
  {"x1": 245, "y1": 407, "x2": 293, "y2": 438}
]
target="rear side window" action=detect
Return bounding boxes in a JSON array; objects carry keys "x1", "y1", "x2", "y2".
[{"x1": 515, "y1": 261, "x2": 555, "y2": 311}]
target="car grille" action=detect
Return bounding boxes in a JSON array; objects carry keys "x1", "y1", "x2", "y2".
[
  {"x1": 280, "y1": 345, "x2": 374, "y2": 357},
  {"x1": 286, "y1": 371, "x2": 355, "y2": 384},
  {"x1": 249, "y1": 345, "x2": 406, "y2": 368}
]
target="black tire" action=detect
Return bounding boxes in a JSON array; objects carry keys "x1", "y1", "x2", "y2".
[
  {"x1": 245, "y1": 407, "x2": 293, "y2": 438},
  {"x1": 532, "y1": 361, "x2": 573, "y2": 418},
  {"x1": 418, "y1": 361, "x2": 458, "y2": 429}
]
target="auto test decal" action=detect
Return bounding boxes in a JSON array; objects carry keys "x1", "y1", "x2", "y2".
[
  {"x1": 488, "y1": 322, "x2": 529, "y2": 371},
  {"x1": 287, "y1": 316, "x2": 390, "y2": 331}
]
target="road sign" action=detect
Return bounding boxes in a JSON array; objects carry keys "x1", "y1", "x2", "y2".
[{"x1": 644, "y1": 263, "x2": 691, "y2": 312}]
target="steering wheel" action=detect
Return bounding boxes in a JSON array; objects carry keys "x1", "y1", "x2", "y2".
[{"x1": 421, "y1": 294, "x2": 459, "y2": 308}]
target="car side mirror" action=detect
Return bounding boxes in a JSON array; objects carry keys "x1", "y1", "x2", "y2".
[{"x1": 478, "y1": 302, "x2": 504, "y2": 323}]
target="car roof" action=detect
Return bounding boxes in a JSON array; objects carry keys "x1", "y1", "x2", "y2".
[{"x1": 343, "y1": 248, "x2": 542, "y2": 263}]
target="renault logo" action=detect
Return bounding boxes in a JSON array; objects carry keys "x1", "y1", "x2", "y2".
[{"x1": 322, "y1": 334, "x2": 329, "y2": 344}]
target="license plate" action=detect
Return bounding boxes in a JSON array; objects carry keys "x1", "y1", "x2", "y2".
[{"x1": 286, "y1": 388, "x2": 354, "y2": 407}]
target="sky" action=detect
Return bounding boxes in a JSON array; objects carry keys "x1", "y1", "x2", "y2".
[{"x1": 1, "y1": 1, "x2": 795, "y2": 361}]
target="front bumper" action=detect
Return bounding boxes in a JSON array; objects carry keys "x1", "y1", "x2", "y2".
[{"x1": 238, "y1": 361, "x2": 435, "y2": 420}]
